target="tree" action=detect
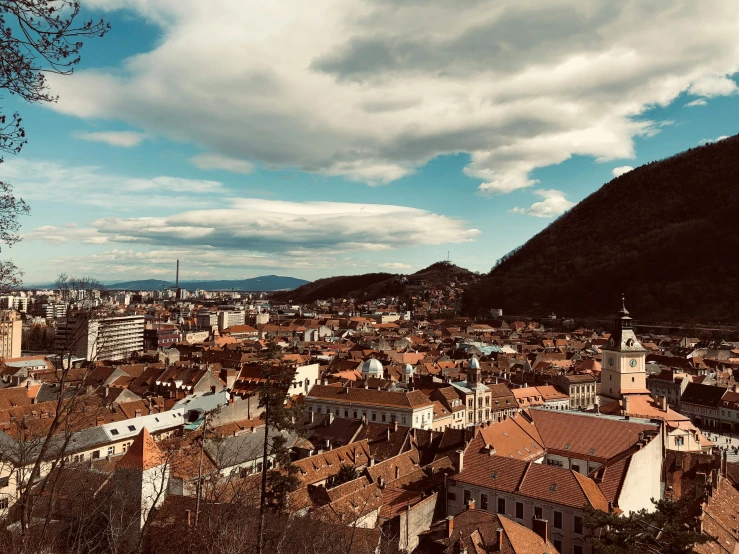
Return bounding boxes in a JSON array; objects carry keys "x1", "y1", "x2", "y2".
[
  {"x1": 0, "y1": 1, "x2": 109, "y2": 289},
  {"x1": 255, "y1": 341, "x2": 306, "y2": 554},
  {"x1": 582, "y1": 496, "x2": 715, "y2": 554},
  {"x1": 0, "y1": 0, "x2": 109, "y2": 159}
]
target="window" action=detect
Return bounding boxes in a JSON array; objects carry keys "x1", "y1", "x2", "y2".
[
  {"x1": 554, "y1": 511, "x2": 562, "y2": 529},
  {"x1": 481, "y1": 494, "x2": 488, "y2": 510},
  {"x1": 675, "y1": 436, "x2": 684, "y2": 446},
  {"x1": 0, "y1": 498, "x2": 7, "y2": 510},
  {"x1": 447, "y1": 492, "x2": 456, "y2": 501},
  {"x1": 335, "y1": 408, "x2": 340, "y2": 415},
  {"x1": 382, "y1": 414, "x2": 386, "y2": 422},
  {"x1": 572, "y1": 464, "x2": 580, "y2": 473},
  {"x1": 128, "y1": 425, "x2": 136, "y2": 432},
  {"x1": 122, "y1": 443, "x2": 128, "y2": 452},
  {"x1": 497, "y1": 498, "x2": 506, "y2": 514},
  {"x1": 534, "y1": 506, "x2": 543, "y2": 519},
  {"x1": 344, "y1": 410, "x2": 349, "y2": 418},
  {"x1": 0, "y1": 476, "x2": 8, "y2": 488},
  {"x1": 463, "y1": 489, "x2": 471, "y2": 504},
  {"x1": 107, "y1": 446, "x2": 115, "y2": 456},
  {"x1": 515, "y1": 502, "x2": 524, "y2": 519},
  {"x1": 353, "y1": 411, "x2": 357, "y2": 419},
  {"x1": 574, "y1": 546, "x2": 583, "y2": 554},
  {"x1": 574, "y1": 515, "x2": 583, "y2": 534},
  {"x1": 371, "y1": 413, "x2": 376, "y2": 421},
  {"x1": 110, "y1": 429, "x2": 119, "y2": 436}
]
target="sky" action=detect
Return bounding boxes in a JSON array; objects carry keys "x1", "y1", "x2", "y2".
[{"x1": 3, "y1": 0, "x2": 739, "y2": 284}]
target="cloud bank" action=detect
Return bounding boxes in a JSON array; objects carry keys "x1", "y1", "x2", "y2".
[{"x1": 47, "y1": 1, "x2": 739, "y2": 193}]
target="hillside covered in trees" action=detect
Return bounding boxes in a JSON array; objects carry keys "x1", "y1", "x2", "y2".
[
  {"x1": 463, "y1": 134, "x2": 739, "y2": 324},
  {"x1": 275, "y1": 262, "x2": 478, "y2": 304}
]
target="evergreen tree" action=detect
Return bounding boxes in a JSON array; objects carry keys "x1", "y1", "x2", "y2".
[
  {"x1": 583, "y1": 496, "x2": 714, "y2": 554},
  {"x1": 255, "y1": 341, "x2": 306, "y2": 554}
]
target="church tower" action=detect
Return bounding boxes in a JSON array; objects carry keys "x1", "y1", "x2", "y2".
[{"x1": 600, "y1": 295, "x2": 648, "y2": 400}]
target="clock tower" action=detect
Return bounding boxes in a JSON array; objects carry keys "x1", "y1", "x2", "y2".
[{"x1": 600, "y1": 295, "x2": 648, "y2": 400}]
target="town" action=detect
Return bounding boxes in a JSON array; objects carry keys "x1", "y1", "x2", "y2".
[{"x1": 0, "y1": 275, "x2": 737, "y2": 554}]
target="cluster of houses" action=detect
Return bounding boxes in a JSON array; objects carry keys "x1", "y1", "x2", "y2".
[{"x1": 1, "y1": 297, "x2": 738, "y2": 553}]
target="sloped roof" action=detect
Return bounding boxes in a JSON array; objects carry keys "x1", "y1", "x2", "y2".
[{"x1": 116, "y1": 427, "x2": 165, "y2": 471}]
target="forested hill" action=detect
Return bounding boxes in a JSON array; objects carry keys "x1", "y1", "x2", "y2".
[
  {"x1": 463, "y1": 134, "x2": 739, "y2": 324},
  {"x1": 275, "y1": 262, "x2": 478, "y2": 303}
]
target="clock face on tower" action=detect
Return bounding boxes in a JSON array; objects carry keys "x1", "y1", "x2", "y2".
[
  {"x1": 629, "y1": 359, "x2": 637, "y2": 368},
  {"x1": 608, "y1": 357, "x2": 614, "y2": 366}
]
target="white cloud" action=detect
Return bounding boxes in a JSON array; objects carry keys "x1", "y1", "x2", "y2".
[
  {"x1": 27, "y1": 198, "x2": 479, "y2": 254},
  {"x1": 510, "y1": 189, "x2": 575, "y2": 218},
  {"x1": 3, "y1": 159, "x2": 224, "y2": 209},
  {"x1": 45, "y1": 1, "x2": 739, "y2": 194},
  {"x1": 684, "y1": 99, "x2": 707, "y2": 107},
  {"x1": 379, "y1": 262, "x2": 411, "y2": 270},
  {"x1": 612, "y1": 165, "x2": 633, "y2": 177},
  {"x1": 190, "y1": 153, "x2": 254, "y2": 174},
  {"x1": 689, "y1": 75, "x2": 738, "y2": 97},
  {"x1": 74, "y1": 130, "x2": 148, "y2": 147},
  {"x1": 698, "y1": 135, "x2": 729, "y2": 145}
]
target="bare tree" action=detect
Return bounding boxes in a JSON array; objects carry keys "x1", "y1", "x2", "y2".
[{"x1": 0, "y1": 0, "x2": 109, "y2": 159}]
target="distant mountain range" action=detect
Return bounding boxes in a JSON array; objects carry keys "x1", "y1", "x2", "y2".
[
  {"x1": 463, "y1": 133, "x2": 739, "y2": 324},
  {"x1": 106, "y1": 275, "x2": 309, "y2": 291},
  {"x1": 23, "y1": 275, "x2": 310, "y2": 292}
]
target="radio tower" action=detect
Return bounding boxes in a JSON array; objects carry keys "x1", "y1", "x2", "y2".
[{"x1": 175, "y1": 259, "x2": 181, "y2": 300}]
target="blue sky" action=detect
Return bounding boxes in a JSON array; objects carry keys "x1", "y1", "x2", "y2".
[{"x1": 3, "y1": 1, "x2": 739, "y2": 284}]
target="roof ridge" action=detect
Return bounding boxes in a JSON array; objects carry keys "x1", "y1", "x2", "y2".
[{"x1": 515, "y1": 461, "x2": 532, "y2": 492}]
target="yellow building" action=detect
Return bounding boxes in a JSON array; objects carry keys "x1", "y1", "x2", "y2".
[{"x1": 0, "y1": 310, "x2": 22, "y2": 359}]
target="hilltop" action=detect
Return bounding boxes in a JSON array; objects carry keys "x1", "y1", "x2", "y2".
[
  {"x1": 275, "y1": 262, "x2": 478, "y2": 304},
  {"x1": 463, "y1": 134, "x2": 739, "y2": 324}
]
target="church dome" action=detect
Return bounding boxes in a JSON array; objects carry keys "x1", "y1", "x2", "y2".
[
  {"x1": 402, "y1": 363, "x2": 415, "y2": 375},
  {"x1": 361, "y1": 358, "x2": 383, "y2": 376},
  {"x1": 468, "y1": 357, "x2": 480, "y2": 370}
]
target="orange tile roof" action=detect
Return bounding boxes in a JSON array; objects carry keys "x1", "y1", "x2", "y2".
[{"x1": 116, "y1": 427, "x2": 165, "y2": 471}]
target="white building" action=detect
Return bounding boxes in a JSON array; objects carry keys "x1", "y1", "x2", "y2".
[
  {"x1": 305, "y1": 384, "x2": 434, "y2": 429},
  {"x1": 55, "y1": 314, "x2": 145, "y2": 361}
]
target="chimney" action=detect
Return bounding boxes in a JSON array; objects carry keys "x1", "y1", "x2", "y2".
[
  {"x1": 386, "y1": 428, "x2": 391, "y2": 441},
  {"x1": 328, "y1": 412, "x2": 334, "y2": 424},
  {"x1": 455, "y1": 449, "x2": 465, "y2": 473},
  {"x1": 660, "y1": 396, "x2": 667, "y2": 412},
  {"x1": 185, "y1": 509, "x2": 192, "y2": 526},
  {"x1": 622, "y1": 396, "x2": 630, "y2": 415},
  {"x1": 695, "y1": 472, "x2": 708, "y2": 499},
  {"x1": 369, "y1": 456, "x2": 375, "y2": 467},
  {"x1": 495, "y1": 528, "x2": 503, "y2": 551},
  {"x1": 466, "y1": 498, "x2": 475, "y2": 511},
  {"x1": 211, "y1": 385, "x2": 217, "y2": 395},
  {"x1": 134, "y1": 409, "x2": 141, "y2": 418},
  {"x1": 608, "y1": 500, "x2": 614, "y2": 512},
  {"x1": 393, "y1": 420, "x2": 399, "y2": 432},
  {"x1": 324, "y1": 438, "x2": 331, "y2": 450},
  {"x1": 308, "y1": 410, "x2": 315, "y2": 423},
  {"x1": 446, "y1": 515, "x2": 454, "y2": 538},
  {"x1": 395, "y1": 466, "x2": 400, "y2": 480},
  {"x1": 532, "y1": 518, "x2": 548, "y2": 541},
  {"x1": 361, "y1": 415, "x2": 367, "y2": 424},
  {"x1": 104, "y1": 386, "x2": 109, "y2": 397}
]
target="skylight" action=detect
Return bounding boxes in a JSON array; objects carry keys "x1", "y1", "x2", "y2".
[
  {"x1": 110, "y1": 429, "x2": 119, "y2": 436},
  {"x1": 550, "y1": 483, "x2": 557, "y2": 491}
]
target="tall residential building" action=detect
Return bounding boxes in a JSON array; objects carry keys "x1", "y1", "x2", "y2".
[
  {"x1": 42, "y1": 303, "x2": 68, "y2": 319},
  {"x1": 0, "y1": 296, "x2": 29, "y2": 313},
  {"x1": 55, "y1": 314, "x2": 145, "y2": 361},
  {"x1": 217, "y1": 310, "x2": 245, "y2": 331},
  {"x1": 0, "y1": 310, "x2": 22, "y2": 359}
]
